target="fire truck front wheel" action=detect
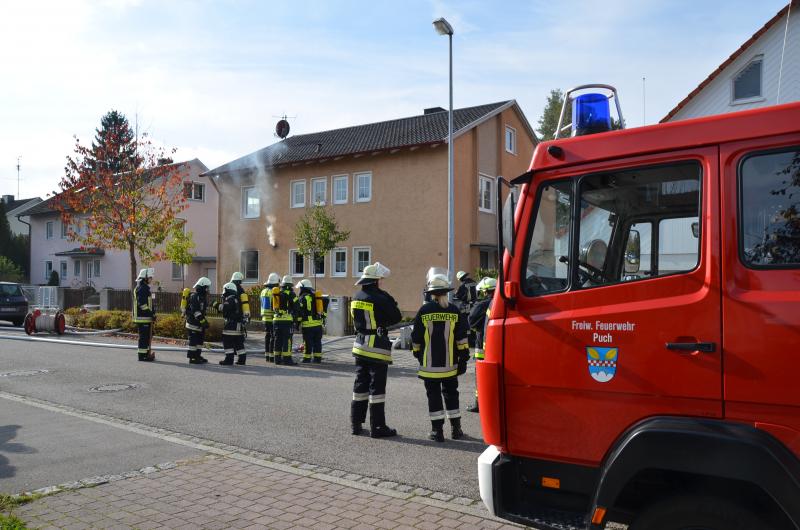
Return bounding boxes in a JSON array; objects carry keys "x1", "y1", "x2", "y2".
[{"x1": 630, "y1": 495, "x2": 772, "y2": 530}]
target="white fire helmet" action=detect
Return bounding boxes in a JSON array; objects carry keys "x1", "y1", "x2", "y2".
[
  {"x1": 296, "y1": 279, "x2": 313, "y2": 290},
  {"x1": 282, "y1": 275, "x2": 293, "y2": 286},
  {"x1": 456, "y1": 270, "x2": 468, "y2": 281},
  {"x1": 230, "y1": 271, "x2": 244, "y2": 282},
  {"x1": 476, "y1": 277, "x2": 497, "y2": 295},
  {"x1": 355, "y1": 262, "x2": 391, "y2": 286},
  {"x1": 265, "y1": 273, "x2": 281, "y2": 286},
  {"x1": 193, "y1": 277, "x2": 212, "y2": 289},
  {"x1": 223, "y1": 282, "x2": 237, "y2": 293},
  {"x1": 137, "y1": 268, "x2": 155, "y2": 280},
  {"x1": 425, "y1": 274, "x2": 453, "y2": 294}
]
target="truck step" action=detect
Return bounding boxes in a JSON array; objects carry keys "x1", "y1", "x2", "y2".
[{"x1": 507, "y1": 507, "x2": 586, "y2": 530}]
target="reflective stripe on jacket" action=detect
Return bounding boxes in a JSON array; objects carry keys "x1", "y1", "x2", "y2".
[
  {"x1": 185, "y1": 291, "x2": 208, "y2": 332},
  {"x1": 260, "y1": 287, "x2": 275, "y2": 321},
  {"x1": 351, "y1": 285, "x2": 402, "y2": 364},
  {"x1": 132, "y1": 282, "x2": 154, "y2": 324},
  {"x1": 272, "y1": 287, "x2": 295, "y2": 322},
  {"x1": 411, "y1": 301, "x2": 469, "y2": 379}
]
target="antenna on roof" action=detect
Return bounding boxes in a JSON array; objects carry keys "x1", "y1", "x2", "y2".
[
  {"x1": 16, "y1": 156, "x2": 21, "y2": 197},
  {"x1": 273, "y1": 114, "x2": 296, "y2": 140}
]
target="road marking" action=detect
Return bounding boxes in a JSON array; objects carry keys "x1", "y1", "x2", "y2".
[{"x1": 0, "y1": 390, "x2": 514, "y2": 524}]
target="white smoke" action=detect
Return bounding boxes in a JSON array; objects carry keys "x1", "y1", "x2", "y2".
[{"x1": 266, "y1": 215, "x2": 276, "y2": 247}]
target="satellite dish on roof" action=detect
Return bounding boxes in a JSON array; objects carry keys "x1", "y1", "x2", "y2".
[{"x1": 276, "y1": 119, "x2": 290, "y2": 139}]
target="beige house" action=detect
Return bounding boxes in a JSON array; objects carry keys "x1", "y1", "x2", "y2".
[{"x1": 203, "y1": 101, "x2": 536, "y2": 312}]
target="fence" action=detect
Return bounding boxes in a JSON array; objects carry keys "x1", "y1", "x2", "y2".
[{"x1": 104, "y1": 288, "x2": 257, "y2": 316}]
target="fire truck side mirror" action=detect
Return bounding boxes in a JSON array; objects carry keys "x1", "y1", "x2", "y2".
[
  {"x1": 624, "y1": 229, "x2": 641, "y2": 274},
  {"x1": 691, "y1": 221, "x2": 700, "y2": 238}
]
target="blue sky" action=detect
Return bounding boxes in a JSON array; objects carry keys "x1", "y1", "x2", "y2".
[{"x1": 0, "y1": 0, "x2": 790, "y2": 199}]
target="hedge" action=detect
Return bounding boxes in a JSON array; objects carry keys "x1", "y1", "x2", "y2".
[{"x1": 64, "y1": 309, "x2": 223, "y2": 342}]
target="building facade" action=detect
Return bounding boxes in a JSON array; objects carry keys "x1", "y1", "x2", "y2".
[
  {"x1": 663, "y1": 1, "x2": 799, "y2": 122},
  {"x1": 24, "y1": 159, "x2": 219, "y2": 292},
  {"x1": 205, "y1": 101, "x2": 536, "y2": 312}
]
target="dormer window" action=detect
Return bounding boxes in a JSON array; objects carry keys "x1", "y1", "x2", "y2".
[{"x1": 732, "y1": 56, "x2": 763, "y2": 103}]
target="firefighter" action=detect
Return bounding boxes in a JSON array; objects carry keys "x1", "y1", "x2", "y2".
[
  {"x1": 411, "y1": 274, "x2": 470, "y2": 442},
  {"x1": 133, "y1": 268, "x2": 156, "y2": 362},
  {"x1": 260, "y1": 273, "x2": 280, "y2": 363},
  {"x1": 230, "y1": 272, "x2": 250, "y2": 365},
  {"x1": 350, "y1": 262, "x2": 402, "y2": 438},
  {"x1": 453, "y1": 271, "x2": 477, "y2": 312},
  {"x1": 185, "y1": 277, "x2": 211, "y2": 364},
  {"x1": 272, "y1": 275, "x2": 297, "y2": 366},
  {"x1": 296, "y1": 279, "x2": 324, "y2": 363},
  {"x1": 467, "y1": 277, "x2": 496, "y2": 413},
  {"x1": 219, "y1": 282, "x2": 245, "y2": 365}
]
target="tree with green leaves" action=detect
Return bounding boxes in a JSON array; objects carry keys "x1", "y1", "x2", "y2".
[
  {"x1": 90, "y1": 110, "x2": 140, "y2": 173},
  {"x1": 0, "y1": 256, "x2": 23, "y2": 282},
  {"x1": 164, "y1": 224, "x2": 197, "y2": 287},
  {"x1": 294, "y1": 206, "x2": 350, "y2": 288},
  {"x1": 0, "y1": 201, "x2": 28, "y2": 279},
  {"x1": 537, "y1": 89, "x2": 571, "y2": 141}
]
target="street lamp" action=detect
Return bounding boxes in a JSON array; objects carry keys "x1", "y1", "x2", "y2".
[{"x1": 432, "y1": 17, "x2": 455, "y2": 288}]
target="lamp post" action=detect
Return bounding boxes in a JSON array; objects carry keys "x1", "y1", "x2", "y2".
[{"x1": 433, "y1": 17, "x2": 455, "y2": 287}]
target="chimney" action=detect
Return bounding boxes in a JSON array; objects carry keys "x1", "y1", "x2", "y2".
[
  {"x1": 1, "y1": 194, "x2": 13, "y2": 204},
  {"x1": 424, "y1": 107, "x2": 446, "y2": 115}
]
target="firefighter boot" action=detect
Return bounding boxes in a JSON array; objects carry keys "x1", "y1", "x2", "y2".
[
  {"x1": 429, "y1": 419, "x2": 445, "y2": 443},
  {"x1": 266, "y1": 353, "x2": 273, "y2": 363},
  {"x1": 450, "y1": 418, "x2": 465, "y2": 440},
  {"x1": 282, "y1": 355, "x2": 297, "y2": 366},
  {"x1": 219, "y1": 354, "x2": 235, "y2": 366},
  {"x1": 236, "y1": 354, "x2": 247, "y2": 365},
  {"x1": 351, "y1": 400, "x2": 368, "y2": 435},
  {"x1": 313, "y1": 355, "x2": 322, "y2": 364},
  {"x1": 369, "y1": 403, "x2": 397, "y2": 438}
]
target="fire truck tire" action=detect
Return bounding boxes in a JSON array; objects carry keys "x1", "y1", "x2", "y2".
[
  {"x1": 55, "y1": 312, "x2": 66, "y2": 335},
  {"x1": 23, "y1": 313, "x2": 35, "y2": 335},
  {"x1": 630, "y1": 495, "x2": 771, "y2": 530}
]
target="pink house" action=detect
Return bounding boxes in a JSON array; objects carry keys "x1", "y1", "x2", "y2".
[{"x1": 23, "y1": 159, "x2": 219, "y2": 293}]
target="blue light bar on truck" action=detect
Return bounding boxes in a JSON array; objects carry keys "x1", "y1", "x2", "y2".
[{"x1": 572, "y1": 93, "x2": 612, "y2": 136}]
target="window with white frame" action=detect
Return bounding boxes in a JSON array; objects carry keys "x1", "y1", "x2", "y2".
[
  {"x1": 74, "y1": 260, "x2": 81, "y2": 277},
  {"x1": 353, "y1": 247, "x2": 371, "y2": 275},
  {"x1": 331, "y1": 248, "x2": 347, "y2": 277},
  {"x1": 291, "y1": 180, "x2": 306, "y2": 208},
  {"x1": 60, "y1": 261, "x2": 67, "y2": 280},
  {"x1": 479, "y1": 174, "x2": 495, "y2": 213},
  {"x1": 61, "y1": 221, "x2": 68, "y2": 238},
  {"x1": 354, "y1": 172, "x2": 372, "y2": 203},
  {"x1": 732, "y1": 56, "x2": 763, "y2": 103},
  {"x1": 171, "y1": 262, "x2": 184, "y2": 280},
  {"x1": 311, "y1": 177, "x2": 327, "y2": 206},
  {"x1": 44, "y1": 261, "x2": 53, "y2": 281},
  {"x1": 333, "y1": 175, "x2": 348, "y2": 204},
  {"x1": 505, "y1": 125, "x2": 517, "y2": 154},
  {"x1": 289, "y1": 249, "x2": 304, "y2": 276},
  {"x1": 46, "y1": 221, "x2": 53, "y2": 239},
  {"x1": 242, "y1": 186, "x2": 260, "y2": 218},
  {"x1": 87, "y1": 261, "x2": 92, "y2": 279},
  {"x1": 93, "y1": 260, "x2": 101, "y2": 277},
  {"x1": 313, "y1": 254, "x2": 325, "y2": 277},
  {"x1": 240, "y1": 250, "x2": 259, "y2": 282},
  {"x1": 184, "y1": 182, "x2": 205, "y2": 201}
]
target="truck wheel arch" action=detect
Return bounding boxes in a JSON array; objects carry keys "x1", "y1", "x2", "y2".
[{"x1": 591, "y1": 417, "x2": 800, "y2": 527}]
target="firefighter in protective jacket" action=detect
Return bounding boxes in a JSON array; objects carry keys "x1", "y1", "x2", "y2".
[
  {"x1": 467, "y1": 277, "x2": 496, "y2": 413},
  {"x1": 296, "y1": 279, "x2": 325, "y2": 363},
  {"x1": 260, "y1": 273, "x2": 280, "y2": 363},
  {"x1": 230, "y1": 272, "x2": 250, "y2": 365},
  {"x1": 219, "y1": 282, "x2": 246, "y2": 365},
  {"x1": 411, "y1": 274, "x2": 470, "y2": 442},
  {"x1": 133, "y1": 268, "x2": 155, "y2": 362},
  {"x1": 185, "y1": 277, "x2": 211, "y2": 364},
  {"x1": 350, "y1": 262, "x2": 402, "y2": 438},
  {"x1": 272, "y1": 275, "x2": 297, "y2": 366}
]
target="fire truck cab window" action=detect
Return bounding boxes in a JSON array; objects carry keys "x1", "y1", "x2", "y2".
[
  {"x1": 523, "y1": 181, "x2": 572, "y2": 295},
  {"x1": 740, "y1": 148, "x2": 800, "y2": 267},
  {"x1": 576, "y1": 162, "x2": 701, "y2": 288}
]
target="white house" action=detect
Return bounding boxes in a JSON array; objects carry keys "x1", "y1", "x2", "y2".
[
  {"x1": 663, "y1": 0, "x2": 799, "y2": 122},
  {"x1": 1, "y1": 195, "x2": 42, "y2": 236},
  {"x1": 23, "y1": 159, "x2": 219, "y2": 292}
]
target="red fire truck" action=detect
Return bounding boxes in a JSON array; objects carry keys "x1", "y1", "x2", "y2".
[{"x1": 477, "y1": 86, "x2": 800, "y2": 530}]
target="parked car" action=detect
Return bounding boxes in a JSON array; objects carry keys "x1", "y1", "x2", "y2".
[{"x1": 0, "y1": 282, "x2": 29, "y2": 326}]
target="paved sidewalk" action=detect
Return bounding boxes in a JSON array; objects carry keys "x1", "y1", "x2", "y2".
[{"x1": 15, "y1": 454, "x2": 524, "y2": 530}]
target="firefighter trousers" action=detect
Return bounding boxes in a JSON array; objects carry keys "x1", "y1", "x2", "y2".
[
  {"x1": 137, "y1": 323, "x2": 152, "y2": 357},
  {"x1": 351, "y1": 358, "x2": 389, "y2": 428},
  {"x1": 263, "y1": 322, "x2": 274, "y2": 355},
  {"x1": 187, "y1": 329, "x2": 205, "y2": 358},
  {"x1": 222, "y1": 333, "x2": 245, "y2": 355},
  {"x1": 301, "y1": 326, "x2": 323, "y2": 360},
  {"x1": 273, "y1": 320, "x2": 293, "y2": 359},
  {"x1": 424, "y1": 377, "x2": 460, "y2": 425}
]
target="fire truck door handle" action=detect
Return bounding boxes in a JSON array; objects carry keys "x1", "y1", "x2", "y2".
[{"x1": 666, "y1": 342, "x2": 716, "y2": 353}]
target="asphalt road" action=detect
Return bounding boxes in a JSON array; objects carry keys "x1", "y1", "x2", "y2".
[{"x1": 0, "y1": 331, "x2": 485, "y2": 499}]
